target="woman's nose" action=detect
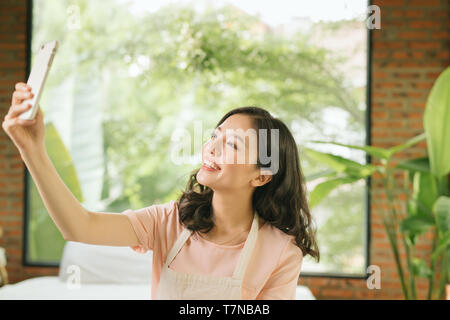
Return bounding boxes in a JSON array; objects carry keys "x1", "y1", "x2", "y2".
[
  {"x1": 210, "y1": 143, "x2": 221, "y2": 157},
  {"x1": 206, "y1": 139, "x2": 222, "y2": 157}
]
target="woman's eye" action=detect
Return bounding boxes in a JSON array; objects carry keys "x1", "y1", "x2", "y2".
[
  {"x1": 227, "y1": 141, "x2": 237, "y2": 150},
  {"x1": 210, "y1": 133, "x2": 237, "y2": 150}
]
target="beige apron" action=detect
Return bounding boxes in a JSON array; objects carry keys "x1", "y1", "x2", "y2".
[{"x1": 155, "y1": 210, "x2": 259, "y2": 300}]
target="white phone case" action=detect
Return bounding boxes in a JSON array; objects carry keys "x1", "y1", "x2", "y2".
[{"x1": 19, "y1": 40, "x2": 58, "y2": 120}]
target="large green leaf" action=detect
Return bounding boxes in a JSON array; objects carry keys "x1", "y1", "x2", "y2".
[
  {"x1": 431, "y1": 196, "x2": 450, "y2": 274},
  {"x1": 412, "y1": 171, "x2": 438, "y2": 216},
  {"x1": 305, "y1": 168, "x2": 337, "y2": 182},
  {"x1": 307, "y1": 141, "x2": 390, "y2": 159},
  {"x1": 434, "y1": 196, "x2": 450, "y2": 235},
  {"x1": 411, "y1": 257, "x2": 433, "y2": 278},
  {"x1": 400, "y1": 215, "x2": 434, "y2": 243},
  {"x1": 404, "y1": 172, "x2": 438, "y2": 245},
  {"x1": 309, "y1": 133, "x2": 425, "y2": 161},
  {"x1": 431, "y1": 230, "x2": 450, "y2": 262},
  {"x1": 305, "y1": 148, "x2": 379, "y2": 178},
  {"x1": 396, "y1": 157, "x2": 430, "y2": 174},
  {"x1": 388, "y1": 133, "x2": 426, "y2": 157},
  {"x1": 423, "y1": 67, "x2": 450, "y2": 177},
  {"x1": 309, "y1": 176, "x2": 361, "y2": 208}
]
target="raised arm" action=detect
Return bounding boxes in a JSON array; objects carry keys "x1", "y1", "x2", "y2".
[
  {"x1": 22, "y1": 149, "x2": 140, "y2": 246},
  {"x1": 2, "y1": 82, "x2": 140, "y2": 247}
]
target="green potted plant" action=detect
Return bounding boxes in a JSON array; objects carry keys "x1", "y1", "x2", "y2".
[{"x1": 305, "y1": 67, "x2": 450, "y2": 299}]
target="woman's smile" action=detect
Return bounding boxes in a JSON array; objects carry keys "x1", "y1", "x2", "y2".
[{"x1": 201, "y1": 163, "x2": 220, "y2": 172}]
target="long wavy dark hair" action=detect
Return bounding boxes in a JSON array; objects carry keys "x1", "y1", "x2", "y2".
[{"x1": 176, "y1": 106, "x2": 320, "y2": 262}]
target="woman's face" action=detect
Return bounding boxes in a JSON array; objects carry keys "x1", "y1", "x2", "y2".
[{"x1": 197, "y1": 113, "x2": 262, "y2": 192}]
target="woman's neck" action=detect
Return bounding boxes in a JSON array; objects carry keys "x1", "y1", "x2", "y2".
[{"x1": 209, "y1": 190, "x2": 254, "y2": 237}]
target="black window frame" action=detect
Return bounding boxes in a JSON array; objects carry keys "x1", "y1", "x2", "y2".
[{"x1": 22, "y1": 0, "x2": 373, "y2": 280}]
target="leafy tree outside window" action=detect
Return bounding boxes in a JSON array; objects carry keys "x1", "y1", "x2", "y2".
[{"x1": 25, "y1": 0, "x2": 369, "y2": 276}]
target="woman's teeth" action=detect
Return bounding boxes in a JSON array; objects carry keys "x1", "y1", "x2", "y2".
[{"x1": 203, "y1": 159, "x2": 220, "y2": 170}]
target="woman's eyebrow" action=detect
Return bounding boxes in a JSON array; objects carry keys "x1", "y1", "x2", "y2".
[{"x1": 217, "y1": 126, "x2": 245, "y2": 144}]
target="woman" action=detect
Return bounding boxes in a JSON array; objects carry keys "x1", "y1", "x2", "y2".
[{"x1": 3, "y1": 82, "x2": 319, "y2": 300}]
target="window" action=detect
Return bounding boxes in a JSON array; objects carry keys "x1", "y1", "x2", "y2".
[{"x1": 25, "y1": 0, "x2": 370, "y2": 277}]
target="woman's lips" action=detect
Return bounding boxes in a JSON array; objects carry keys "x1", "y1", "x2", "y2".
[{"x1": 201, "y1": 164, "x2": 220, "y2": 172}]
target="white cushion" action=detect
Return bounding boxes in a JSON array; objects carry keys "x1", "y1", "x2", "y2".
[
  {"x1": 0, "y1": 276, "x2": 314, "y2": 300},
  {"x1": 58, "y1": 241, "x2": 153, "y2": 284}
]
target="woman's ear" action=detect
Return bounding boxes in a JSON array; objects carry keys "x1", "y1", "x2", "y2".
[{"x1": 251, "y1": 169, "x2": 273, "y2": 187}]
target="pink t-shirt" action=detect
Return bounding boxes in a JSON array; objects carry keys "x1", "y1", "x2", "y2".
[{"x1": 122, "y1": 200, "x2": 303, "y2": 300}]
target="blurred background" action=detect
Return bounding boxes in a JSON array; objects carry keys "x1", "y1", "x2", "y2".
[
  {"x1": 0, "y1": 0, "x2": 448, "y2": 300},
  {"x1": 28, "y1": 0, "x2": 369, "y2": 275}
]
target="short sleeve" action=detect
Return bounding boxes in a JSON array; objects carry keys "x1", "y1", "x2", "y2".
[
  {"x1": 256, "y1": 238, "x2": 303, "y2": 300},
  {"x1": 121, "y1": 200, "x2": 177, "y2": 254}
]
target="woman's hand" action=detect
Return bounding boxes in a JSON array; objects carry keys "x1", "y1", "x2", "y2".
[{"x1": 2, "y1": 82, "x2": 46, "y2": 155}]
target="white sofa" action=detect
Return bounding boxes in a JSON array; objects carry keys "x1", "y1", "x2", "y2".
[{"x1": 0, "y1": 241, "x2": 315, "y2": 300}]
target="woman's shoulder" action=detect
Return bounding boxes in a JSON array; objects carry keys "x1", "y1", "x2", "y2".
[
  {"x1": 131, "y1": 199, "x2": 181, "y2": 234},
  {"x1": 244, "y1": 219, "x2": 302, "y2": 294},
  {"x1": 140, "y1": 199, "x2": 179, "y2": 219},
  {"x1": 258, "y1": 220, "x2": 303, "y2": 258},
  {"x1": 259, "y1": 219, "x2": 294, "y2": 243},
  {"x1": 156, "y1": 199, "x2": 178, "y2": 212},
  {"x1": 146, "y1": 199, "x2": 183, "y2": 248},
  {"x1": 155, "y1": 199, "x2": 180, "y2": 224}
]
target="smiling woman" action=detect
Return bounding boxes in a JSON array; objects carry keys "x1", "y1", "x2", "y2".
[
  {"x1": 120, "y1": 106, "x2": 320, "y2": 299},
  {"x1": 178, "y1": 106, "x2": 320, "y2": 260}
]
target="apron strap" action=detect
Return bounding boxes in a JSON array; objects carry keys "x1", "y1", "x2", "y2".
[
  {"x1": 163, "y1": 227, "x2": 192, "y2": 268},
  {"x1": 232, "y1": 210, "x2": 259, "y2": 279}
]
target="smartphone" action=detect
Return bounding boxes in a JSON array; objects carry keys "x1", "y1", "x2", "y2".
[{"x1": 19, "y1": 40, "x2": 58, "y2": 120}]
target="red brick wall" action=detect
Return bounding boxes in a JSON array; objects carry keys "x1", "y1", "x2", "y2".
[
  {"x1": 299, "y1": 0, "x2": 450, "y2": 299},
  {"x1": 0, "y1": 0, "x2": 59, "y2": 284},
  {"x1": 0, "y1": 0, "x2": 449, "y2": 298}
]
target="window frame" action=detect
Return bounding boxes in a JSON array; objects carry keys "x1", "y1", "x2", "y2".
[{"x1": 22, "y1": 0, "x2": 373, "y2": 280}]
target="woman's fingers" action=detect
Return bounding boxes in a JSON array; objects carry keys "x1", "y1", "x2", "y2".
[
  {"x1": 15, "y1": 82, "x2": 31, "y2": 91},
  {"x1": 15, "y1": 82, "x2": 26, "y2": 90},
  {"x1": 12, "y1": 90, "x2": 33, "y2": 104},
  {"x1": 15, "y1": 117, "x2": 37, "y2": 126},
  {"x1": 2, "y1": 114, "x2": 36, "y2": 131},
  {"x1": 5, "y1": 103, "x2": 32, "y2": 120},
  {"x1": 8, "y1": 117, "x2": 37, "y2": 127},
  {"x1": 12, "y1": 83, "x2": 32, "y2": 105}
]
